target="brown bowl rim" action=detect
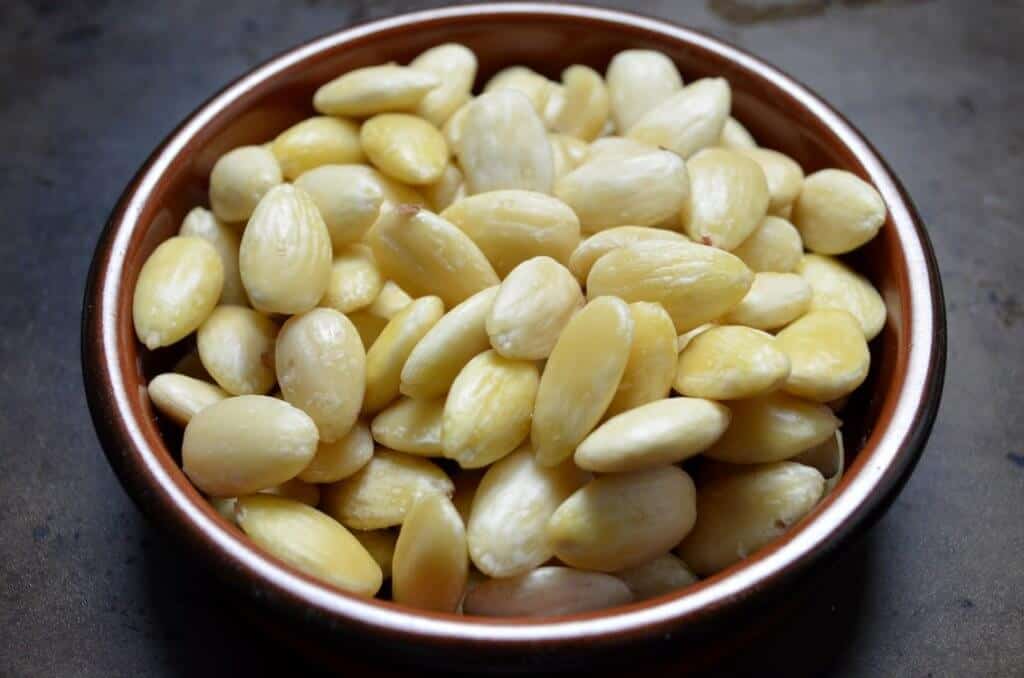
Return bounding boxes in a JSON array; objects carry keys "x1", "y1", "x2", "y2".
[{"x1": 82, "y1": 1, "x2": 946, "y2": 656}]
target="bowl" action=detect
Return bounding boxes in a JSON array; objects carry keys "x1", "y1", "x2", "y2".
[{"x1": 82, "y1": 3, "x2": 946, "y2": 673}]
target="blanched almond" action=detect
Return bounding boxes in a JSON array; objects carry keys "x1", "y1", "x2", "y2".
[
  {"x1": 271, "y1": 116, "x2": 363, "y2": 180},
  {"x1": 723, "y1": 272, "x2": 812, "y2": 330},
  {"x1": 197, "y1": 305, "x2": 278, "y2": 395},
  {"x1": 371, "y1": 396, "x2": 444, "y2": 456},
  {"x1": 364, "y1": 296, "x2": 445, "y2": 413},
  {"x1": 718, "y1": 116, "x2": 757, "y2": 149},
  {"x1": 410, "y1": 43, "x2": 477, "y2": 127},
  {"x1": 567, "y1": 226, "x2": 688, "y2": 283},
  {"x1": 532, "y1": 296, "x2": 634, "y2": 466},
  {"x1": 775, "y1": 310, "x2": 870, "y2": 402},
  {"x1": 548, "y1": 133, "x2": 589, "y2": 180},
  {"x1": 400, "y1": 286, "x2": 498, "y2": 399},
  {"x1": 147, "y1": 373, "x2": 227, "y2": 426},
  {"x1": 606, "y1": 302, "x2": 679, "y2": 417},
  {"x1": 352, "y1": 529, "x2": 398, "y2": 579},
  {"x1": 797, "y1": 254, "x2": 887, "y2": 340},
  {"x1": 674, "y1": 325, "x2": 790, "y2": 400},
  {"x1": 704, "y1": 391, "x2": 840, "y2": 464},
  {"x1": 442, "y1": 350, "x2": 540, "y2": 468},
  {"x1": 467, "y1": 448, "x2": 588, "y2": 577},
  {"x1": 615, "y1": 553, "x2": 698, "y2": 600},
  {"x1": 627, "y1": 78, "x2": 730, "y2": 159},
  {"x1": 367, "y1": 203, "x2": 499, "y2": 307},
  {"x1": 731, "y1": 216, "x2": 803, "y2": 273},
  {"x1": 276, "y1": 308, "x2": 365, "y2": 442},
  {"x1": 486, "y1": 257, "x2": 582, "y2": 360},
  {"x1": 792, "y1": 169, "x2": 886, "y2": 254},
  {"x1": 678, "y1": 462, "x2": 825, "y2": 576},
  {"x1": 360, "y1": 113, "x2": 449, "y2": 185},
  {"x1": 586, "y1": 240, "x2": 753, "y2": 333},
  {"x1": 320, "y1": 244, "x2": 383, "y2": 314},
  {"x1": 606, "y1": 49, "x2": 683, "y2": 133},
  {"x1": 576, "y1": 398, "x2": 730, "y2": 472},
  {"x1": 367, "y1": 281, "x2": 413, "y2": 320},
  {"x1": 392, "y1": 494, "x2": 468, "y2": 612},
  {"x1": 297, "y1": 420, "x2": 373, "y2": 483},
  {"x1": 239, "y1": 185, "x2": 332, "y2": 315},
  {"x1": 209, "y1": 145, "x2": 282, "y2": 223},
  {"x1": 735, "y1": 147, "x2": 804, "y2": 215},
  {"x1": 586, "y1": 136, "x2": 659, "y2": 162},
  {"x1": 133, "y1": 236, "x2": 224, "y2": 350},
  {"x1": 441, "y1": 190, "x2": 581, "y2": 277},
  {"x1": 462, "y1": 566, "x2": 632, "y2": 617},
  {"x1": 183, "y1": 395, "x2": 318, "y2": 497},
  {"x1": 555, "y1": 149, "x2": 689, "y2": 232},
  {"x1": 235, "y1": 495, "x2": 382, "y2": 596},
  {"x1": 322, "y1": 449, "x2": 453, "y2": 530},
  {"x1": 792, "y1": 430, "x2": 845, "y2": 492},
  {"x1": 551, "y1": 65, "x2": 609, "y2": 141},
  {"x1": 455, "y1": 90, "x2": 554, "y2": 195},
  {"x1": 260, "y1": 477, "x2": 321, "y2": 506},
  {"x1": 681, "y1": 148, "x2": 770, "y2": 250},
  {"x1": 548, "y1": 466, "x2": 697, "y2": 572},
  {"x1": 422, "y1": 163, "x2": 466, "y2": 212},
  {"x1": 483, "y1": 66, "x2": 556, "y2": 117},
  {"x1": 313, "y1": 64, "x2": 439, "y2": 117},
  {"x1": 179, "y1": 207, "x2": 246, "y2": 306}
]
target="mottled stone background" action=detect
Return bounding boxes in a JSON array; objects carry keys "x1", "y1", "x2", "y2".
[{"x1": 1, "y1": 1, "x2": 1021, "y2": 675}]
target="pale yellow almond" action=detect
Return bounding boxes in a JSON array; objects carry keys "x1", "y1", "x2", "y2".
[
  {"x1": 797, "y1": 254, "x2": 887, "y2": 340},
  {"x1": 133, "y1": 236, "x2": 224, "y2": 350},
  {"x1": 367, "y1": 280, "x2": 413, "y2": 320},
  {"x1": 392, "y1": 494, "x2": 468, "y2": 612},
  {"x1": 179, "y1": 207, "x2": 246, "y2": 305},
  {"x1": 410, "y1": 43, "x2": 477, "y2": 127},
  {"x1": 543, "y1": 84, "x2": 566, "y2": 129},
  {"x1": 422, "y1": 163, "x2": 466, "y2": 212},
  {"x1": 532, "y1": 296, "x2": 634, "y2": 466},
  {"x1": 364, "y1": 296, "x2": 445, "y2": 413},
  {"x1": 586, "y1": 240, "x2": 753, "y2": 333},
  {"x1": 400, "y1": 286, "x2": 498, "y2": 399},
  {"x1": 731, "y1": 216, "x2": 803, "y2": 273},
  {"x1": 674, "y1": 325, "x2": 790, "y2": 400},
  {"x1": 371, "y1": 396, "x2": 444, "y2": 456},
  {"x1": 676, "y1": 323, "x2": 715, "y2": 353},
  {"x1": 681, "y1": 148, "x2": 770, "y2": 250},
  {"x1": 792, "y1": 430, "x2": 845, "y2": 492},
  {"x1": 463, "y1": 566, "x2": 632, "y2": 617},
  {"x1": 486, "y1": 257, "x2": 582, "y2": 360},
  {"x1": 313, "y1": 64, "x2": 440, "y2": 117},
  {"x1": 183, "y1": 395, "x2": 318, "y2": 497},
  {"x1": 322, "y1": 449, "x2": 453, "y2": 530},
  {"x1": 276, "y1": 308, "x2": 365, "y2": 442},
  {"x1": 451, "y1": 468, "x2": 484, "y2": 526},
  {"x1": 442, "y1": 99, "x2": 472, "y2": 149},
  {"x1": 297, "y1": 420, "x2": 374, "y2": 483},
  {"x1": 551, "y1": 65, "x2": 609, "y2": 141},
  {"x1": 347, "y1": 310, "x2": 388, "y2": 350},
  {"x1": 627, "y1": 78, "x2": 730, "y2": 159},
  {"x1": 367, "y1": 203, "x2": 499, "y2": 307},
  {"x1": 483, "y1": 66, "x2": 555, "y2": 117},
  {"x1": 704, "y1": 391, "x2": 840, "y2": 464},
  {"x1": 442, "y1": 350, "x2": 540, "y2": 468},
  {"x1": 718, "y1": 116, "x2": 757, "y2": 149},
  {"x1": 606, "y1": 301, "x2": 679, "y2": 417},
  {"x1": 792, "y1": 169, "x2": 886, "y2": 254},
  {"x1": 576, "y1": 398, "x2": 730, "y2": 472},
  {"x1": 548, "y1": 133, "x2": 589, "y2": 180},
  {"x1": 678, "y1": 462, "x2": 824, "y2": 576},
  {"x1": 352, "y1": 529, "x2": 398, "y2": 579},
  {"x1": 555, "y1": 149, "x2": 689, "y2": 232},
  {"x1": 442, "y1": 190, "x2": 581, "y2": 277},
  {"x1": 455, "y1": 90, "x2": 554, "y2": 195},
  {"x1": 548, "y1": 466, "x2": 697, "y2": 572},
  {"x1": 197, "y1": 305, "x2": 278, "y2": 395},
  {"x1": 735, "y1": 147, "x2": 804, "y2": 215},
  {"x1": 239, "y1": 185, "x2": 332, "y2": 315},
  {"x1": 271, "y1": 116, "x2": 363, "y2": 180},
  {"x1": 148, "y1": 373, "x2": 228, "y2": 426},
  {"x1": 468, "y1": 448, "x2": 588, "y2": 577},
  {"x1": 775, "y1": 310, "x2": 870, "y2": 402},
  {"x1": 567, "y1": 226, "x2": 688, "y2": 283},
  {"x1": 615, "y1": 554, "x2": 697, "y2": 600},
  {"x1": 260, "y1": 478, "x2": 321, "y2": 506},
  {"x1": 360, "y1": 113, "x2": 449, "y2": 185},
  {"x1": 320, "y1": 244, "x2": 383, "y2": 314},
  {"x1": 294, "y1": 164, "x2": 426, "y2": 249},
  {"x1": 723, "y1": 272, "x2": 812, "y2": 330},
  {"x1": 606, "y1": 49, "x2": 683, "y2": 133},
  {"x1": 586, "y1": 136, "x2": 659, "y2": 162},
  {"x1": 209, "y1": 145, "x2": 282, "y2": 223},
  {"x1": 235, "y1": 495, "x2": 382, "y2": 596}
]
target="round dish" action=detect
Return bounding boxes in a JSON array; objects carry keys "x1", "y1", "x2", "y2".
[{"x1": 82, "y1": 3, "x2": 945, "y2": 672}]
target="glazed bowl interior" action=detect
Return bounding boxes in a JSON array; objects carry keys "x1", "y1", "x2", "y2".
[{"x1": 83, "y1": 2, "x2": 944, "y2": 668}]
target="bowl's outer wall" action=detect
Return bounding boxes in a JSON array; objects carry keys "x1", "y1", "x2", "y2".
[{"x1": 83, "y1": 4, "x2": 945, "y2": 672}]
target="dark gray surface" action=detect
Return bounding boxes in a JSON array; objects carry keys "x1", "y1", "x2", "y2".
[{"x1": 1, "y1": 1, "x2": 1021, "y2": 676}]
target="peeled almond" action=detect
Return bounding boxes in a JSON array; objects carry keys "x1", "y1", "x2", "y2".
[
  {"x1": 462, "y1": 567, "x2": 632, "y2": 617},
  {"x1": 360, "y1": 113, "x2": 449, "y2": 185},
  {"x1": 681, "y1": 148, "x2": 770, "y2": 250},
  {"x1": 371, "y1": 397, "x2": 444, "y2": 456},
  {"x1": 364, "y1": 296, "x2": 445, "y2": 413},
  {"x1": 615, "y1": 553, "x2": 698, "y2": 600},
  {"x1": 627, "y1": 78, "x2": 730, "y2": 159},
  {"x1": 352, "y1": 529, "x2": 398, "y2": 580},
  {"x1": 392, "y1": 494, "x2": 468, "y2": 612},
  {"x1": 313, "y1": 64, "x2": 440, "y2": 117},
  {"x1": 797, "y1": 254, "x2": 887, "y2": 340},
  {"x1": 674, "y1": 325, "x2": 790, "y2": 400},
  {"x1": 568, "y1": 226, "x2": 689, "y2": 284},
  {"x1": 197, "y1": 305, "x2": 279, "y2": 395},
  {"x1": 551, "y1": 65, "x2": 610, "y2": 141},
  {"x1": 271, "y1": 116, "x2": 363, "y2": 180},
  {"x1": 147, "y1": 373, "x2": 227, "y2": 426},
  {"x1": 722, "y1": 272, "x2": 812, "y2": 330},
  {"x1": 718, "y1": 116, "x2": 757, "y2": 149},
  {"x1": 410, "y1": 43, "x2": 477, "y2": 127},
  {"x1": 179, "y1": 207, "x2": 246, "y2": 306},
  {"x1": 731, "y1": 216, "x2": 804, "y2": 273},
  {"x1": 297, "y1": 421, "x2": 374, "y2": 484},
  {"x1": 791, "y1": 169, "x2": 886, "y2": 254},
  {"x1": 735, "y1": 147, "x2": 804, "y2": 215},
  {"x1": 606, "y1": 302, "x2": 679, "y2": 417},
  {"x1": 208, "y1": 145, "x2": 282, "y2": 223},
  {"x1": 320, "y1": 244, "x2": 383, "y2": 314},
  {"x1": 775, "y1": 310, "x2": 871, "y2": 402},
  {"x1": 606, "y1": 49, "x2": 683, "y2": 132}
]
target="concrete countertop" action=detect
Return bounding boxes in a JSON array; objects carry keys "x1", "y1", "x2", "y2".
[{"x1": 1, "y1": 1, "x2": 1021, "y2": 675}]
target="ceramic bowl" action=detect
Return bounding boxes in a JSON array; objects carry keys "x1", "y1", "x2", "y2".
[{"x1": 82, "y1": 3, "x2": 945, "y2": 673}]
